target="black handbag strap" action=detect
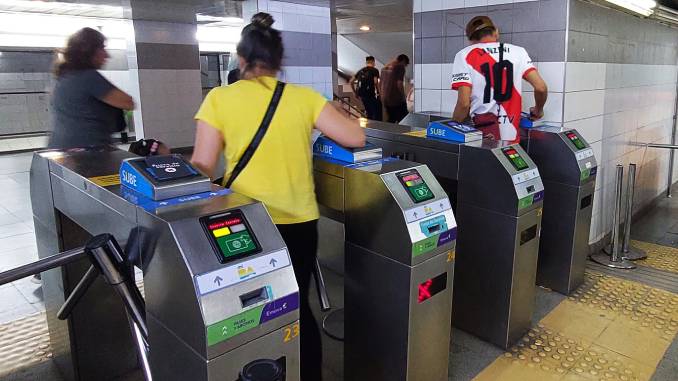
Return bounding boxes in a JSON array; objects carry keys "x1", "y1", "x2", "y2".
[{"x1": 225, "y1": 81, "x2": 286, "y2": 189}]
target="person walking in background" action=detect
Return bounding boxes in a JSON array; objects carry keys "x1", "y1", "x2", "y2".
[
  {"x1": 191, "y1": 13, "x2": 365, "y2": 381},
  {"x1": 49, "y1": 27, "x2": 135, "y2": 149},
  {"x1": 351, "y1": 56, "x2": 381, "y2": 120},
  {"x1": 450, "y1": 16, "x2": 547, "y2": 142},
  {"x1": 380, "y1": 54, "x2": 410, "y2": 123}
]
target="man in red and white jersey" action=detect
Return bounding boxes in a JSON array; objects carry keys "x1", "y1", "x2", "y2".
[{"x1": 450, "y1": 16, "x2": 548, "y2": 142}]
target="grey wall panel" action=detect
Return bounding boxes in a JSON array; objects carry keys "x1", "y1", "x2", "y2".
[
  {"x1": 444, "y1": 36, "x2": 466, "y2": 63},
  {"x1": 135, "y1": 43, "x2": 200, "y2": 70},
  {"x1": 513, "y1": 30, "x2": 565, "y2": 62},
  {"x1": 415, "y1": 1, "x2": 567, "y2": 65},
  {"x1": 0, "y1": 52, "x2": 53, "y2": 73},
  {"x1": 421, "y1": 11, "x2": 444, "y2": 38},
  {"x1": 567, "y1": 0, "x2": 678, "y2": 65},
  {"x1": 102, "y1": 50, "x2": 129, "y2": 71},
  {"x1": 421, "y1": 37, "x2": 444, "y2": 64},
  {"x1": 282, "y1": 31, "x2": 332, "y2": 67}
]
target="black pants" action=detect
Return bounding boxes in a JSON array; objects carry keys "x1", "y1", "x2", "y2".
[
  {"x1": 360, "y1": 95, "x2": 382, "y2": 121},
  {"x1": 386, "y1": 102, "x2": 408, "y2": 123},
  {"x1": 276, "y1": 220, "x2": 322, "y2": 381}
]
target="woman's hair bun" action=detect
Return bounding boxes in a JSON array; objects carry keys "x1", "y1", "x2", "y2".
[{"x1": 251, "y1": 12, "x2": 274, "y2": 29}]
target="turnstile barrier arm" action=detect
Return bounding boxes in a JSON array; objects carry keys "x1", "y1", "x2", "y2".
[
  {"x1": 0, "y1": 247, "x2": 86, "y2": 286},
  {"x1": 57, "y1": 234, "x2": 152, "y2": 381},
  {"x1": 314, "y1": 258, "x2": 331, "y2": 312},
  {"x1": 58, "y1": 234, "x2": 148, "y2": 340}
]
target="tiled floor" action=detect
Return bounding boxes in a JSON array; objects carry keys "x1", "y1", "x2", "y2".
[{"x1": 0, "y1": 152, "x2": 41, "y2": 326}]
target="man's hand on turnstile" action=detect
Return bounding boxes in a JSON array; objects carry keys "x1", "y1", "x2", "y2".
[{"x1": 529, "y1": 107, "x2": 544, "y2": 121}]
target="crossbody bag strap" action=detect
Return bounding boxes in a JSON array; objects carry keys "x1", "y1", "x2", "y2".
[{"x1": 224, "y1": 81, "x2": 286, "y2": 189}]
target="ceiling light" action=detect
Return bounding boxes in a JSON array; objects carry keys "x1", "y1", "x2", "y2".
[
  {"x1": 359, "y1": 25, "x2": 370, "y2": 31},
  {"x1": 602, "y1": 0, "x2": 656, "y2": 17}
]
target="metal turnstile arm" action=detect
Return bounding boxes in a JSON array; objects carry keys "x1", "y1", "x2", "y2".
[
  {"x1": 314, "y1": 258, "x2": 332, "y2": 312},
  {"x1": 0, "y1": 247, "x2": 86, "y2": 286},
  {"x1": 57, "y1": 265, "x2": 99, "y2": 320}
]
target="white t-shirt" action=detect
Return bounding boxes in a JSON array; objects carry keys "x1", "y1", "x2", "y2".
[{"x1": 451, "y1": 42, "x2": 536, "y2": 141}]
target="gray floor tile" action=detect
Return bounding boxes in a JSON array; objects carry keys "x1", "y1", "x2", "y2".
[
  {"x1": 534, "y1": 286, "x2": 567, "y2": 322},
  {"x1": 0, "y1": 304, "x2": 38, "y2": 325},
  {"x1": 0, "y1": 247, "x2": 39, "y2": 272},
  {"x1": 0, "y1": 232, "x2": 37, "y2": 253},
  {"x1": 12, "y1": 277, "x2": 43, "y2": 304},
  {"x1": 0, "y1": 223, "x2": 33, "y2": 239},
  {"x1": 0, "y1": 212, "x2": 22, "y2": 227},
  {"x1": 651, "y1": 359, "x2": 678, "y2": 381},
  {"x1": 0, "y1": 286, "x2": 33, "y2": 311}
]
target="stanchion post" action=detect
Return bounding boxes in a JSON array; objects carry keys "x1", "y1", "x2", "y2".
[
  {"x1": 591, "y1": 165, "x2": 636, "y2": 269},
  {"x1": 621, "y1": 163, "x2": 647, "y2": 260}
]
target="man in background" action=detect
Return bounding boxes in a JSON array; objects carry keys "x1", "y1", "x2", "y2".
[
  {"x1": 450, "y1": 16, "x2": 547, "y2": 142},
  {"x1": 380, "y1": 54, "x2": 410, "y2": 123},
  {"x1": 351, "y1": 56, "x2": 381, "y2": 121}
]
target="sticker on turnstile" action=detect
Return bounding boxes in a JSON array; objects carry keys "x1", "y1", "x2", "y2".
[
  {"x1": 195, "y1": 249, "x2": 291, "y2": 295},
  {"x1": 404, "y1": 198, "x2": 452, "y2": 223},
  {"x1": 89, "y1": 174, "x2": 121, "y2": 187},
  {"x1": 206, "y1": 292, "x2": 300, "y2": 346}
]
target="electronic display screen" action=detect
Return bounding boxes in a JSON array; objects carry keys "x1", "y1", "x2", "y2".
[
  {"x1": 201, "y1": 210, "x2": 261, "y2": 264},
  {"x1": 565, "y1": 131, "x2": 587, "y2": 151},
  {"x1": 501, "y1": 147, "x2": 530, "y2": 171},
  {"x1": 418, "y1": 273, "x2": 447, "y2": 303},
  {"x1": 396, "y1": 169, "x2": 435, "y2": 204}
]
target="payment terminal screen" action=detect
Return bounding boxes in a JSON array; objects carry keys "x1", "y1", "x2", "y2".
[
  {"x1": 502, "y1": 147, "x2": 530, "y2": 171},
  {"x1": 397, "y1": 169, "x2": 435, "y2": 204},
  {"x1": 565, "y1": 131, "x2": 587, "y2": 151},
  {"x1": 201, "y1": 210, "x2": 261, "y2": 263}
]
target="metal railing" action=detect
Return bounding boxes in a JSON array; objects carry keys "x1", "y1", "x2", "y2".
[
  {"x1": 334, "y1": 94, "x2": 365, "y2": 119},
  {"x1": 639, "y1": 142, "x2": 678, "y2": 198}
]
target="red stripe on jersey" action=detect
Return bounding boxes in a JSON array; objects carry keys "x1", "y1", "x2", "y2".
[
  {"x1": 522, "y1": 67, "x2": 537, "y2": 79},
  {"x1": 452, "y1": 81, "x2": 472, "y2": 90},
  {"x1": 465, "y1": 47, "x2": 523, "y2": 142}
]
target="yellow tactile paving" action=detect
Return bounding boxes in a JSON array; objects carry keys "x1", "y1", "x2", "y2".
[
  {"x1": 630, "y1": 240, "x2": 678, "y2": 273},
  {"x1": 0, "y1": 312, "x2": 52, "y2": 377},
  {"x1": 474, "y1": 269, "x2": 678, "y2": 381}
]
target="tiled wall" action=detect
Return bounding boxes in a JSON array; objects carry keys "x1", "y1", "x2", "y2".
[
  {"x1": 0, "y1": 51, "x2": 128, "y2": 140},
  {"x1": 0, "y1": 52, "x2": 52, "y2": 137},
  {"x1": 413, "y1": 0, "x2": 678, "y2": 246},
  {"x1": 564, "y1": 0, "x2": 678, "y2": 244},
  {"x1": 127, "y1": 19, "x2": 203, "y2": 148},
  {"x1": 412, "y1": 0, "x2": 567, "y2": 117},
  {"x1": 247, "y1": 0, "x2": 333, "y2": 99}
]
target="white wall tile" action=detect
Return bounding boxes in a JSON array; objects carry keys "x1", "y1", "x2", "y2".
[
  {"x1": 422, "y1": 0, "x2": 443, "y2": 12},
  {"x1": 566, "y1": 62, "x2": 606, "y2": 92},
  {"x1": 564, "y1": 115, "x2": 603, "y2": 144},
  {"x1": 564, "y1": 90, "x2": 605, "y2": 122},
  {"x1": 421, "y1": 64, "x2": 442, "y2": 90},
  {"x1": 421, "y1": 90, "x2": 442, "y2": 112},
  {"x1": 523, "y1": 91, "x2": 563, "y2": 123},
  {"x1": 537, "y1": 62, "x2": 565, "y2": 93},
  {"x1": 465, "y1": 0, "x2": 488, "y2": 6},
  {"x1": 441, "y1": 90, "x2": 458, "y2": 114},
  {"x1": 442, "y1": 0, "x2": 466, "y2": 9},
  {"x1": 414, "y1": 0, "x2": 422, "y2": 13}
]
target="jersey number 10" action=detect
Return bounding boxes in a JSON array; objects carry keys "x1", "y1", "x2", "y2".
[{"x1": 480, "y1": 61, "x2": 514, "y2": 104}]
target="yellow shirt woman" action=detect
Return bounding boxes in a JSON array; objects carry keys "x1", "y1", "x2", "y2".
[{"x1": 195, "y1": 76, "x2": 327, "y2": 224}]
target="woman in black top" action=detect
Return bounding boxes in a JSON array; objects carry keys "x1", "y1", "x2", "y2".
[{"x1": 49, "y1": 28, "x2": 135, "y2": 149}]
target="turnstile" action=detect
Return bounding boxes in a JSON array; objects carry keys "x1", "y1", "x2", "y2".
[
  {"x1": 30, "y1": 149, "x2": 300, "y2": 380},
  {"x1": 364, "y1": 116, "x2": 544, "y2": 349},
  {"x1": 521, "y1": 127, "x2": 597, "y2": 294},
  {"x1": 313, "y1": 145, "x2": 457, "y2": 380}
]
